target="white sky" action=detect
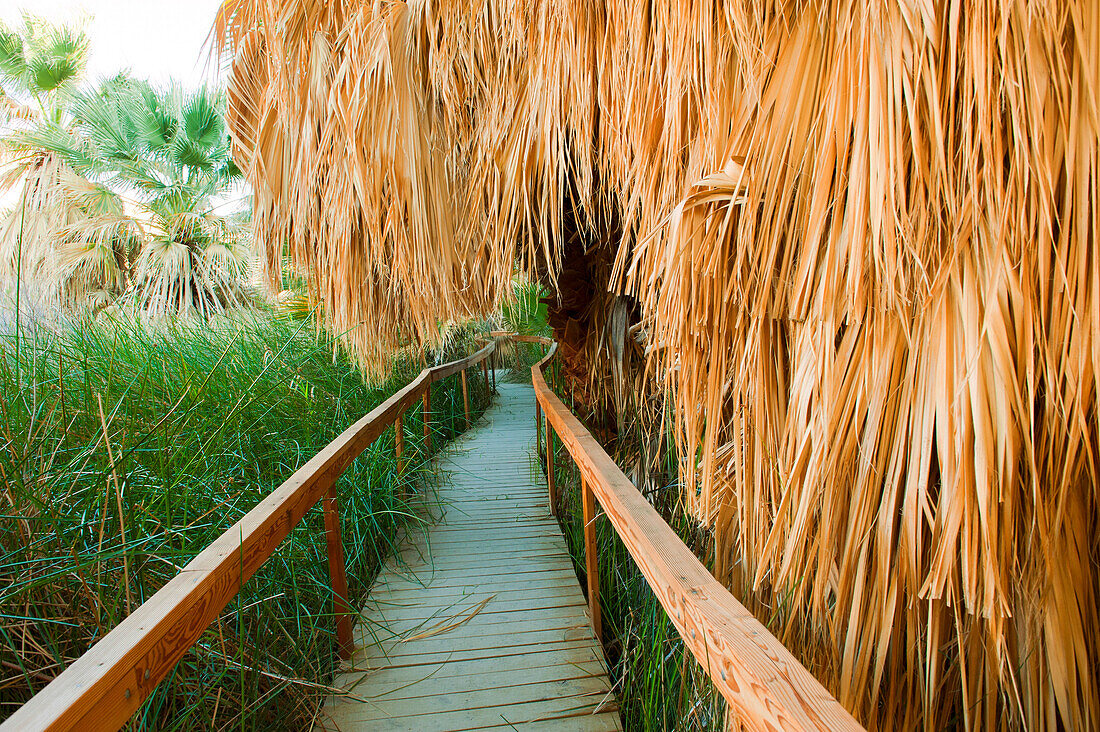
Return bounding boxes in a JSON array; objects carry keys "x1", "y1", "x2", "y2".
[
  {"x1": 0, "y1": 1, "x2": 244, "y2": 211},
  {"x1": 1, "y1": 0, "x2": 229, "y2": 90}
]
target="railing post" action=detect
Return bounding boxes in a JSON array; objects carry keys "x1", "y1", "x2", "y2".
[
  {"x1": 482, "y1": 360, "x2": 490, "y2": 402},
  {"x1": 461, "y1": 368, "x2": 471, "y2": 428},
  {"x1": 323, "y1": 485, "x2": 354, "y2": 660},
  {"x1": 394, "y1": 414, "x2": 405, "y2": 475},
  {"x1": 422, "y1": 386, "x2": 432, "y2": 454},
  {"x1": 545, "y1": 413, "x2": 556, "y2": 514},
  {"x1": 581, "y1": 474, "x2": 602, "y2": 641},
  {"x1": 536, "y1": 400, "x2": 542, "y2": 454}
]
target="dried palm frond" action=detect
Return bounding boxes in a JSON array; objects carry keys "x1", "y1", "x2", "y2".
[
  {"x1": 216, "y1": 2, "x2": 1099, "y2": 729},
  {"x1": 0, "y1": 153, "x2": 132, "y2": 309},
  {"x1": 124, "y1": 210, "x2": 250, "y2": 319}
]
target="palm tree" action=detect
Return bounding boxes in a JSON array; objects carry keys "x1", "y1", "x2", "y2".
[
  {"x1": 0, "y1": 15, "x2": 118, "y2": 310},
  {"x1": 4, "y1": 68, "x2": 250, "y2": 317},
  {"x1": 58, "y1": 78, "x2": 250, "y2": 318}
]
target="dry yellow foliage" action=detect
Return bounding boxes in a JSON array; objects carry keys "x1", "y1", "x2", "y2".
[{"x1": 215, "y1": 1, "x2": 1098, "y2": 729}]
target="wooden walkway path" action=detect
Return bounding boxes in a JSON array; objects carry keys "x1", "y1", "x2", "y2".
[{"x1": 322, "y1": 380, "x2": 621, "y2": 731}]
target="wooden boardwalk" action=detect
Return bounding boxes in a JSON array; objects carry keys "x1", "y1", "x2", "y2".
[{"x1": 322, "y1": 380, "x2": 621, "y2": 731}]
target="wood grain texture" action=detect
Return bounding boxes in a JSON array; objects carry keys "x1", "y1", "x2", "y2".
[
  {"x1": 461, "y1": 368, "x2": 471, "y2": 427},
  {"x1": 546, "y1": 416, "x2": 557, "y2": 514},
  {"x1": 422, "y1": 389, "x2": 432, "y2": 453},
  {"x1": 322, "y1": 382, "x2": 620, "y2": 732},
  {"x1": 2, "y1": 344, "x2": 496, "y2": 732},
  {"x1": 394, "y1": 415, "x2": 405, "y2": 476},
  {"x1": 531, "y1": 348, "x2": 865, "y2": 732},
  {"x1": 324, "y1": 486, "x2": 354, "y2": 659},
  {"x1": 581, "y1": 475, "x2": 602, "y2": 642}
]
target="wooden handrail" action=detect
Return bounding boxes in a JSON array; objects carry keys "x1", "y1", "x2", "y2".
[
  {"x1": 531, "y1": 343, "x2": 865, "y2": 732},
  {"x1": 3, "y1": 342, "x2": 497, "y2": 732}
]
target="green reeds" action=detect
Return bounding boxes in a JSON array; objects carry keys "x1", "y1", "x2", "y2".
[{"x1": 0, "y1": 313, "x2": 489, "y2": 729}]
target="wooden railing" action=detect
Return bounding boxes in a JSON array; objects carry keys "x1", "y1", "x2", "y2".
[
  {"x1": 2, "y1": 343, "x2": 497, "y2": 732},
  {"x1": 528, "y1": 337, "x2": 865, "y2": 732}
]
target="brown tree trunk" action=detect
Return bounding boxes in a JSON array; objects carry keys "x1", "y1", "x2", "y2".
[{"x1": 539, "y1": 193, "x2": 627, "y2": 444}]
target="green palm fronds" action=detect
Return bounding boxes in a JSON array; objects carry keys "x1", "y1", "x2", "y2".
[
  {"x1": 1, "y1": 48, "x2": 250, "y2": 317},
  {"x1": 0, "y1": 14, "x2": 88, "y2": 121}
]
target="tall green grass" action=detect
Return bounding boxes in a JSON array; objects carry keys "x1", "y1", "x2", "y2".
[{"x1": 0, "y1": 313, "x2": 489, "y2": 729}]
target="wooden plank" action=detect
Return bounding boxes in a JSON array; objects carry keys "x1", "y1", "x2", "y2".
[
  {"x1": 364, "y1": 590, "x2": 586, "y2": 616},
  {"x1": 367, "y1": 578, "x2": 584, "y2": 603},
  {"x1": 366, "y1": 581, "x2": 582, "y2": 605},
  {"x1": 367, "y1": 584, "x2": 585, "y2": 609},
  {"x1": 439, "y1": 491, "x2": 547, "y2": 502},
  {"x1": 376, "y1": 561, "x2": 575, "y2": 581},
  {"x1": 340, "y1": 666, "x2": 610, "y2": 707},
  {"x1": 350, "y1": 665, "x2": 610, "y2": 705},
  {"x1": 361, "y1": 598, "x2": 588, "y2": 627},
  {"x1": 372, "y1": 566, "x2": 579, "y2": 590},
  {"x1": 326, "y1": 694, "x2": 618, "y2": 732},
  {"x1": 365, "y1": 594, "x2": 585, "y2": 618},
  {"x1": 418, "y1": 528, "x2": 566, "y2": 543},
  {"x1": 435, "y1": 508, "x2": 553, "y2": 523},
  {"x1": 356, "y1": 625, "x2": 599, "y2": 662},
  {"x1": 382, "y1": 561, "x2": 572, "y2": 583},
  {"x1": 439, "y1": 491, "x2": 544, "y2": 502},
  {"x1": 417, "y1": 520, "x2": 561, "y2": 535},
  {"x1": 430, "y1": 511, "x2": 553, "y2": 523},
  {"x1": 397, "y1": 542, "x2": 568, "y2": 560},
  {"x1": 333, "y1": 675, "x2": 613, "y2": 720},
  {"x1": 395, "y1": 528, "x2": 565, "y2": 547},
  {"x1": 429, "y1": 498, "x2": 556, "y2": 511},
  {"x1": 339, "y1": 654, "x2": 607, "y2": 697},
  {"x1": 343, "y1": 638, "x2": 600, "y2": 671},
  {"x1": 389, "y1": 540, "x2": 568, "y2": 560},
  {"x1": 474, "y1": 716, "x2": 623, "y2": 732},
  {"x1": 532, "y1": 354, "x2": 863, "y2": 731},
  {"x1": 436, "y1": 510, "x2": 553, "y2": 523},
  {"x1": 384, "y1": 552, "x2": 571, "y2": 572},
  {"x1": 407, "y1": 524, "x2": 562, "y2": 540},
  {"x1": 432, "y1": 505, "x2": 553, "y2": 517},
  {"x1": 352, "y1": 612, "x2": 594, "y2": 647},
  {"x1": 386, "y1": 535, "x2": 568, "y2": 558},
  {"x1": 437, "y1": 483, "x2": 544, "y2": 493},
  {"x1": 387, "y1": 548, "x2": 570, "y2": 568}
]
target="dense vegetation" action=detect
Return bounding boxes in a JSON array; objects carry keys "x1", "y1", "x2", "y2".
[
  {"x1": 0, "y1": 16, "x2": 249, "y2": 316},
  {"x1": 0, "y1": 314, "x2": 489, "y2": 729}
]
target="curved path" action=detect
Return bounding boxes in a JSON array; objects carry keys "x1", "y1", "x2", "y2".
[{"x1": 323, "y1": 381, "x2": 621, "y2": 731}]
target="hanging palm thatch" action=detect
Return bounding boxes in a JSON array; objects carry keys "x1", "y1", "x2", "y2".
[{"x1": 215, "y1": 1, "x2": 1098, "y2": 729}]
